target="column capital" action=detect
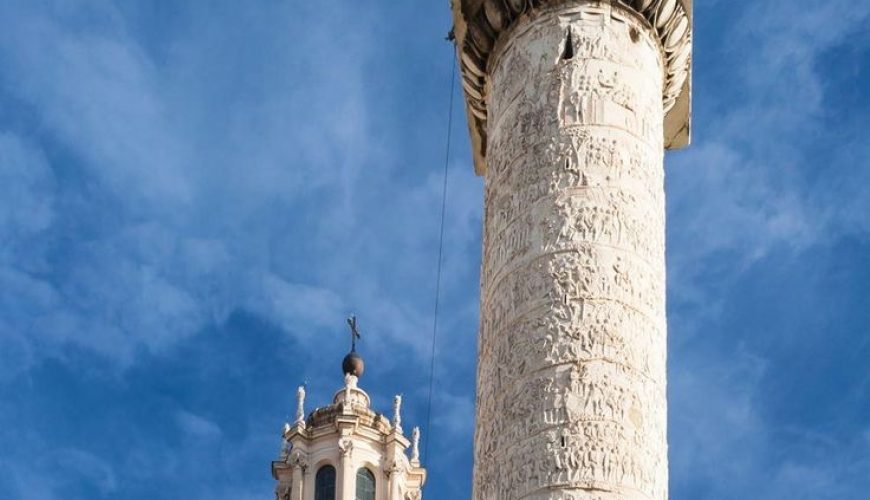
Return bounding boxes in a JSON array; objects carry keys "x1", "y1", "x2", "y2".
[
  {"x1": 287, "y1": 449, "x2": 309, "y2": 472},
  {"x1": 452, "y1": 0, "x2": 693, "y2": 174},
  {"x1": 338, "y1": 436, "x2": 355, "y2": 459}
]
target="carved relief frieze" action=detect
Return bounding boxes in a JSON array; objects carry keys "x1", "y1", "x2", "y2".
[
  {"x1": 453, "y1": 0, "x2": 692, "y2": 174},
  {"x1": 481, "y1": 246, "x2": 664, "y2": 339},
  {"x1": 491, "y1": 129, "x2": 663, "y2": 202},
  {"x1": 482, "y1": 298, "x2": 666, "y2": 386},
  {"x1": 482, "y1": 191, "x2": 665, "y2": 286},
  {"x1": 472, "y1": 4, "x2": 673, "y2": 500}
]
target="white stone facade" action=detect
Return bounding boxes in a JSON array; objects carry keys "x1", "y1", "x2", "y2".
[
  {"x1": 451, "y1": 1, "x2": 693, "y2": 499},
  {"x1": 272, "y1": 375, "x2": 426, "y2": 500}
]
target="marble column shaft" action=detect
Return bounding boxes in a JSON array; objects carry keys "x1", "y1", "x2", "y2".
[{"x1": 474, "y1": 3, "x2": 668, "y2": 499}]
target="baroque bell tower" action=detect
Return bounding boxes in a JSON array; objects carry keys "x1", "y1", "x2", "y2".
[
  {"x1": 273, "y1": 317, "x2": 426, "y2": 500},
  {"x1": 451, "y1": 1, "x2": 692, "y2": 499}
]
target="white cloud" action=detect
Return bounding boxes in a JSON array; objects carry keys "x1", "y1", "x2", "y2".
[
  {"x1": 175, "y1": 409, "x2": 223, "y2": 440},
  {"x1": 0, "y1": 1, "x2": 440, "y2": 369},
  {"x1": 666, "y1": 1, "x2": 870, "y2": 497},
  {"x1": 667, "y1": 0, "x2": 870, "y2": 321}
]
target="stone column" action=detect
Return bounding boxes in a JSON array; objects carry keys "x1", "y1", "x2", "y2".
[{"x1": 451, "y1": 1, "x2": 693, "y2": 500}]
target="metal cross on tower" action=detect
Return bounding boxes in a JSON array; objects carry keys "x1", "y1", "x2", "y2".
[{"x1": 346, "y1": 315, "x2": 361, "y2": 352}]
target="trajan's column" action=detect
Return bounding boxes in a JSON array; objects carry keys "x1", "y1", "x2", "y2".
[{"x1": 451, "y1": 1, "x2": 692, "y2": 499}]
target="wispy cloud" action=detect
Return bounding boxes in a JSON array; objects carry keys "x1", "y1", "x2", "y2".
[
  {"x1": 0, "y1": 0, "x2": 867, "y2": 499},
  {"x1": 667, "y1": 1, "x2": 870, "y2": 498}
]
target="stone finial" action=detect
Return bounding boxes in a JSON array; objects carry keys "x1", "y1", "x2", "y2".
[
  {"x1": 341, "y1": 373, "x2": 357, "y2": 414},
  {"x1": 392, "y1": 395, "x2": 403, "y2": 434},
  {"x1": 410, "y1": 427, "x2": 421, "y2": 463},
  {"x1": 344, "y1": 372, "x2": 359, "y2": 389},
  {"x1": 295, "y1": 386, "x2": 306, "y2": 427}
]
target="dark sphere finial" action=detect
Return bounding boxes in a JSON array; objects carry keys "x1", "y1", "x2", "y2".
[{"x1": 342, "y1": 351, "x2": 365, "y2": 378}]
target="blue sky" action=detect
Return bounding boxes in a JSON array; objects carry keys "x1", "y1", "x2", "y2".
[{"x1": 0, "y1": 1, "x2": 868, "y2": 499}]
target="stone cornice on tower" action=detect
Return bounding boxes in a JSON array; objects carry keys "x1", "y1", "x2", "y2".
[{"x1": 452, "y1": 0, "x2": 693, "y2": 174}]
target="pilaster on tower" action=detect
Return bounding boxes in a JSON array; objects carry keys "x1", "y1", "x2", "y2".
[{"x1": 451, "y1": 1, "x2": 692, "y2": 499}]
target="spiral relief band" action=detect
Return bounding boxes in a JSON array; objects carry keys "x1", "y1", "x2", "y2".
[{"x1": 453, "y1": 1, "x2": 692, "y2": 499}]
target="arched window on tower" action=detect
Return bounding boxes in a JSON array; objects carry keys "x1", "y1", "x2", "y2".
[
  {"x1": 314, "y1": 465, "x2": 336, "y2": 500},
  {"x1": 355, "y1": 467, "x2": 375, "y2": 500}
]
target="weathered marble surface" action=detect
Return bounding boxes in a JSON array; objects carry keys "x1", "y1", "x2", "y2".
[
  {"x1": 472, "y1": 3, "x2": 669, "y2": 499},
  {"x1": 452, "y1": 0, "x2": 692, "y2": 174}
]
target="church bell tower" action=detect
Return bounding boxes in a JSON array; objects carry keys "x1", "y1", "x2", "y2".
[{"x1": 272, "y1": 318, "x2": 427, "y2": 500}]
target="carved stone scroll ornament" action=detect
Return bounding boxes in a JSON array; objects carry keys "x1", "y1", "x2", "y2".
[
  {"x1": 385, "y1": 457, "x2": 407, "y2": 478},
  {"x1": 288, "y1": 449, "x2": 308, "y2": 471},
  {"x1": 452, "y1": 0, "x2": 693, "y2": 174},
  {"x1": 338, "y1": 437, "x2": 355, "y2": 458}
]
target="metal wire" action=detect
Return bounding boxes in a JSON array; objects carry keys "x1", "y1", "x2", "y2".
[{"x1": 423, "y1": 48, "x2": 457, "y2": 465}]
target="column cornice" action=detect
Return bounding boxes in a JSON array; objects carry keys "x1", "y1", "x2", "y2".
[{"x1": 451, "y1": 0, "x2": 693, "y2": 174}]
